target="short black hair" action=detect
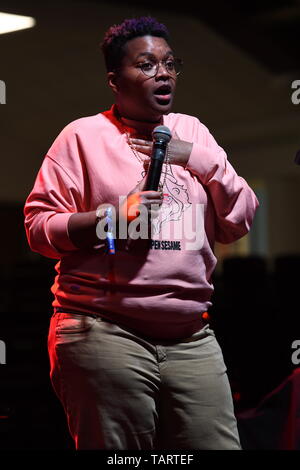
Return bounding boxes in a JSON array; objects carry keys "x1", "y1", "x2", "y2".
[{"x1": 101, "y1": 16, "x2": 170, "y2": 72}]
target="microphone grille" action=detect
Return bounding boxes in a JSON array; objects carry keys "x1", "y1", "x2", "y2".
[{"x1": 152, "y1": 125, "x2": 172, "y2": 144}]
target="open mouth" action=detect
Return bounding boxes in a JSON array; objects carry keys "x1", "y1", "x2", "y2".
[{"x1": 153, "y1": 84, "x2": 172, "y2": 103}]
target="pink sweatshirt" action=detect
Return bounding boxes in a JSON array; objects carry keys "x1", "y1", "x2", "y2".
[{"x1": 24, "y1": 105, "x2": 259, "y2": 340}]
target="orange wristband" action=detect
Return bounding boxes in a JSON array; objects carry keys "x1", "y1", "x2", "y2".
[{"x1": 121, "y1": 193, "x2": 141, "y2": 222}]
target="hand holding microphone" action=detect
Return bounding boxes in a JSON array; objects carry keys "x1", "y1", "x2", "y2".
[
  {"x1": 145, "y1": 125, "x2": 172, "y2": 190},
  {"x1": 121, "y1": 125, "x2": 172, "y2": 223}
]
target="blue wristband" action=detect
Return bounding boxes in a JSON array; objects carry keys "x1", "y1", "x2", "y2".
[{"x1": 105, "y1": 207, "x2": 115, "y2": 254}]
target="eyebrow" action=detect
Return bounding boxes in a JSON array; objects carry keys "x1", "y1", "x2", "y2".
[{"x1": 135, "y1": 50, "x2": 174, "y2": 61}]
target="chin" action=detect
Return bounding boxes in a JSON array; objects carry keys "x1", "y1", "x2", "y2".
[{"x1": 151, "y1": 100, "x2": 173, "y2": 116}]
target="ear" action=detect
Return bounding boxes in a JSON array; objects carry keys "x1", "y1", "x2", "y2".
[{"x1": 107, "y1": 71, "x2": 119, "y2": 93}]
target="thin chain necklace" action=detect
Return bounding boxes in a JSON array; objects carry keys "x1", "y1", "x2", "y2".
[{"x1": 123, "y1": 128, "x2": 171, "y2": 194}]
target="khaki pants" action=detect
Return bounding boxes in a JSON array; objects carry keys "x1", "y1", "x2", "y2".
[{"x1": 48, "y1": 311, "x2": 241, "y2": 450}]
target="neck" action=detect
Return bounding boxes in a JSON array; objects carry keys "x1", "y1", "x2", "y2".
[
  {"x1": 113, "y1": 105, "x2": 163, "y2": 138},
  {"x1": 121, "y1": 114, "x2": 161, "y2": 124},
  {"x1": 115, "y1": 104, "x2": 162, "y2": 124}
]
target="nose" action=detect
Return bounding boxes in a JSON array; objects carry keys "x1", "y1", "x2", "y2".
[{"x1": 155, "y1": 61, "x2": 169, "y2": 79}]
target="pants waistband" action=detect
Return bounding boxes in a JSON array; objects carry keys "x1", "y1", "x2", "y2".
[
  {"x1": 54, "y1": 307, "x2": 100, "y2": 319},
  {"x1": 53, "y1": 307, "x2": 209, "y2": 335}
]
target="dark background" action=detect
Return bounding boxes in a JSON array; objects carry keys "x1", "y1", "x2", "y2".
[{"x1": 0, "y1": 0, "x2": 299, "y2": 450}]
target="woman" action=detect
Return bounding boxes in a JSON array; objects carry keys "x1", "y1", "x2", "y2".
[{"x1": 24, "y1": 16, "x2": 258, "y2": 449}]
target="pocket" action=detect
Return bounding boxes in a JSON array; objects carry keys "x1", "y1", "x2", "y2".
[{"x1": 55, "y1": 312, "x2": 97, "y2": 335}]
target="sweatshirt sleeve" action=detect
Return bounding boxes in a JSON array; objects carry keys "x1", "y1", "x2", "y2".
[
  {"x1": 185, "y1": 119, "x2": 259, "y2": 244},
  {"x1": 24, "y1": 126, "x2": 84, "y2": 259}
]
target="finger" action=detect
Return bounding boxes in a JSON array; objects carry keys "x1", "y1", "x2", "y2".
[
  {"x1": 141, "y1": 199, "x2": 163, "y2": 208},
  {"x1": 128, "y1": 198, "x2": 162, "y2": 211},
  {"x1": 131, "y1": 145, "x2": 152, "y2": 156},
  {"x1": 129, "y1": 138, "x2": 151, "y2": 145},
  {"x1": 139, "y1": 190, "x2": 163, "y2": 199},
  {"x1": 145, "y1": 200, "x2": 163, "y2": 207},
  {"x1": 129, "y1": 138, "x2": 152, "y2": 153}
]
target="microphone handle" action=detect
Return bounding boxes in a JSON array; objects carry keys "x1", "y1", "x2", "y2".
[{"x1": 145, "y1": 142, "x2": 167, "y2": 191}]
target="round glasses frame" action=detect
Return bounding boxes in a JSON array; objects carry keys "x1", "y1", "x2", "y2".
[{"x1": 137, "y1": 58, "x2": 183, "y2": 78}]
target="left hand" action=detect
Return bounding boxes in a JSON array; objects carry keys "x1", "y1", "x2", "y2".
[{"x1": 129, "y1": 131, "x2": 193, "y2": 167}]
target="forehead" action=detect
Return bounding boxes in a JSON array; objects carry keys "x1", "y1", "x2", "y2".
[{"x1": 122, "y1": 35, "x2": 173, "y2": 61}]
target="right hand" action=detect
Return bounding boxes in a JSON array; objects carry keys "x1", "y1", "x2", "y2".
[{"x1": 121, "y1": 174, "x2": 163, "y2": 223}]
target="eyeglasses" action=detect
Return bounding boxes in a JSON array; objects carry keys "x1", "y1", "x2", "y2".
[{"x1": 137, "y1": 58, "x2": 183, "y2": 78}]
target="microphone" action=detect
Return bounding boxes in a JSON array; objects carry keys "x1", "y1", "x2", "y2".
[{"x1": 145, "y1": 125, "x2": 172, "y2": 191}]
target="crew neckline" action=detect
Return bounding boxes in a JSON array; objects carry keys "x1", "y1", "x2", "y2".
[{"x1": 102, "y1": 104, "x2": 165, "y2": 139}]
